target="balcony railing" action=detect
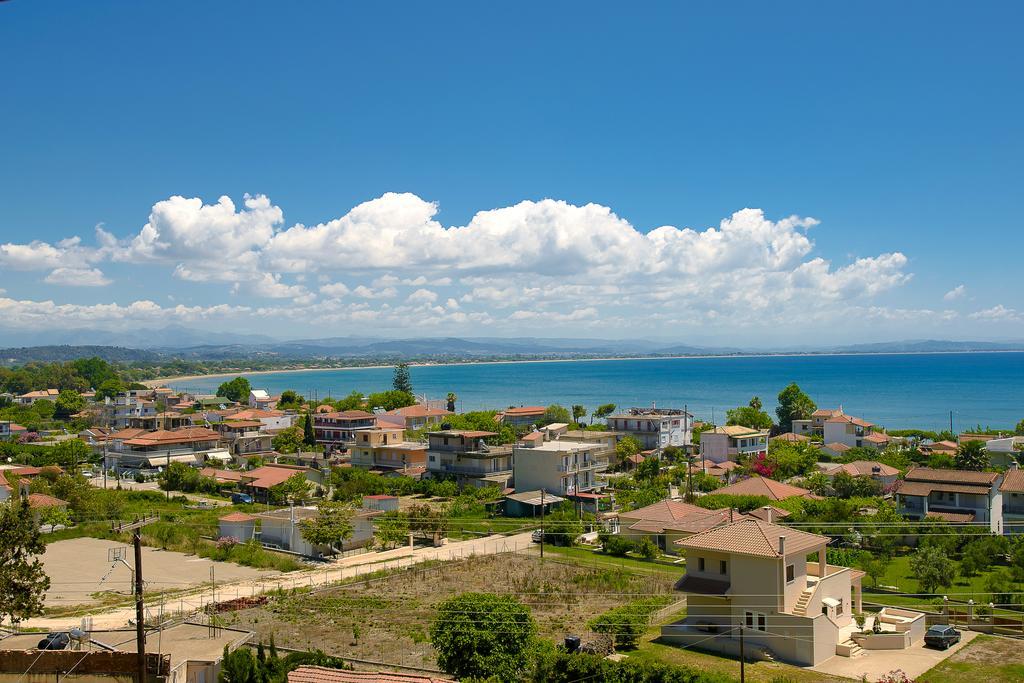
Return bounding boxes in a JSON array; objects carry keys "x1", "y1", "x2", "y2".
[{"x1": 439, "y1": 463, "x2": 512, "y2": 476}]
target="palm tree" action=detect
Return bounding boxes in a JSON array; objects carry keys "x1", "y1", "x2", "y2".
[
  {"x1": 446, "y1": 392, "x2": 457, "y2": 413},
  {"x1": 572, "y1": 404, "x2": 586, "y2": 427}
]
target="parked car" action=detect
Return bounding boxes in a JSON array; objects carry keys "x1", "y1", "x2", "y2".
[
  {"x1": 532, "y1": 529, "x2": 544, "y2": 542},
  {"x1": 231, "y1": 492, "x2": 254, "y2": 505},
  {"x1": 924, "y1": 624, "x2": 961, "y2": 649}
]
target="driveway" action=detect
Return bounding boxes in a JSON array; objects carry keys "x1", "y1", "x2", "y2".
[{"x1": 810, "y1": 630, "x2": 978, "y2": 681}]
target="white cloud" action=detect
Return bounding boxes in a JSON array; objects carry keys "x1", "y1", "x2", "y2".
[
  {"x1": 406, "y1": 288, "x2": 438, "y2": 305},
  {"x1": 943, "y1": 284, "x2": 966, "y2": 301},
  {"x1": 44, "y1": 267, "x2": 112, "y2": 287},
  {"x1": 968, "y1": 305, "x2": 1020, "y2": 322},
  {"x1": 247, "y1": 273, "x2": 313, "y2": 303},
  {"x1": 0, "y1": 296, "x2": 253, "y2": 329},
  {"x1": 319, "y1": 282, "x2": 351, "y2": 298},
  {"x1": 353, "y1": 285, "x2": 397, "y2": 299}
]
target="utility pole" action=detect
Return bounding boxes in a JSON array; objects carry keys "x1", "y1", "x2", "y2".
[
  {"x1": 539, "y1": 489, "x2": 545, "y2": 558},
  {"x1": 133, "y1": 529, "x2": 146, "y2": 683},
  {"x1": 738, "y1": 626, "x2": 745, "y2": 683}
]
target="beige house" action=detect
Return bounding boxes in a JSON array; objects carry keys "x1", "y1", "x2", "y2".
[
  {"x1": 662, "y1": 519, "x2": 865, "y2": 666},
  {"x1": 791, "y1": 408, "x2": 844, "y2": 438},
  {"x1": 698, "y1": 425, "x2": 769, "y2": 464},
  {"x1": 617, "y1": 499, "x2": 748, "y2": 552},
  {"x1": 512, "y1": 433, "x2": 607, "y2": 495}
]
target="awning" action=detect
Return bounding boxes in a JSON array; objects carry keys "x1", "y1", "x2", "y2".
[
  {"x1": 674, "y1": 574, "x2": 730, "y2": 596},
  {"x1": 204, "y1": 449, "x2": 232, "y2": 461}
]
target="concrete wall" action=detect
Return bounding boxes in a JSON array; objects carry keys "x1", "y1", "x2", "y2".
[{"x1": 805, "y1": 567, "x2": 853, "y2": 628}]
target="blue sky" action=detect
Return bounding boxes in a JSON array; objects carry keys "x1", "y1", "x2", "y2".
[{"x1": 1, "y1": 1, "x2": 1022, "y2": 345}]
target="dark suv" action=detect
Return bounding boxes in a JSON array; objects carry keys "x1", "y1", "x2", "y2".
[{"x1": 924, "y1": 624, "x2": 961, "y2": 649}]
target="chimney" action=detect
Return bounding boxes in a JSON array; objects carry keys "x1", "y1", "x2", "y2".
[
  {"x1": 729, "y1": 507, "x2": 734, "y2": 523},
  {"x1": 1012, "y1": 461, "x2": 1020, "y2": 471},
  {"x1": 778, "y1": 535, "x2": 786, "y2": 557},
  {"x1": 763, "y1": 505, "x2": 773, "y2": 523}
]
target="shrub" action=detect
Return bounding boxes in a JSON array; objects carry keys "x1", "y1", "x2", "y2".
[
  {"x1": 587, "y1": 598, "x2": 671, "y2": 649},
  {"x1": 600, "y1": 533, "x2": 634, "y2": 557},
  {"x1": 635, "y1": 537, "x2": 658, "y2": 560}
]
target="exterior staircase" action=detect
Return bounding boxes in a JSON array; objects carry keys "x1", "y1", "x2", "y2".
[
  {"x1": 792, "y1": 588, "x2": 814, "y2": 616},
  {"x1": 836, "y1": 639, "x2": 865, "y2": 657}
]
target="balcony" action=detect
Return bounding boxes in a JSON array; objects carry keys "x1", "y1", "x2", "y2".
[{"x1": 439, "y1": 463, "x2": 512, "y2": 477}]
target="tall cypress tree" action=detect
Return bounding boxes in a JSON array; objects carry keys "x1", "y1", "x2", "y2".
[
  {"x1": 393, "y1": 362, "x2": 413, "y2": 394},
  {"x1": 0, "y1": 496, "x2": 51, "y2": 625},
  {"x1": 303, "y1": 411, "x2": 316, "y2": 446}
]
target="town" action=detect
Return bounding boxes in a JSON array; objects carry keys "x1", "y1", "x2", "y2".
[{"x1": 1, "y1": 357, "x2": 1023, "y2": 683}]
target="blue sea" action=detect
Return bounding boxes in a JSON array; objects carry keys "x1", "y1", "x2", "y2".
[{"x1": 166, "y1": 353, "x2": 1024, "y2": 432}]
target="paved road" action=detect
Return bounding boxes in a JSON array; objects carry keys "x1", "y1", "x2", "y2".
[{"x1": 22, "y1": 532, "x2": 536, "y2": 631}]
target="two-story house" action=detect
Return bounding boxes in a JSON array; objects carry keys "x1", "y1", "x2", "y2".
[
  {"x1": 822, "y1": 414, "x2": 877, "y2": 449},
  {"x1": 662, "y1": 519, "x2": 865, "y2": 666},
  {"x1": 618, "y1": 499, "x2": 748, "y2": 552},
  {"x1": 791, "y1": 408, "x2": 844, "y2": 438},
  {"x1": 426, "y1": 429, "x2": 514, "y2": 488},
  {"x1": 512, "y1": 433, "x2": 607, "y2": 496},
  {"x1": 248, "y1": 389, "x2": 275, "y2": 409},
  {"x1": 107, "y1": 426, "x2": 224, "y2": 470},
  {"x1": 383, "y1": 404, "x2": 453, "y2": 430},
  {"x1": 698, "y1": 425, "x2": 769, "y2": 464},
  {"x1": 605, "y1": 407, "x2": 693, "y2": 450},
  {"x1": 830, "y1": 460, "x2": 900, "y2": 489},
  {"x1": 16, "y1": 388, "x2": 60, "y2": 405},
  {"x1": 896, "y1": 466, "x2": 1003, "y2": 532}
]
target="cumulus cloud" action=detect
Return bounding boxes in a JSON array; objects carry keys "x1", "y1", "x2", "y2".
[
  {"x1": 319, "y1": 282, "x2": 351, "y2": 298},
  {"x1": 406, "y1": 288, "x2": 438, "y2": 305},
  {"x1": 44, "y1": 267, "x2": 112, "y2": 287},
  {"x1": 968, "y1": 305, "x2": 1020, "y2": 322},
  {"x1": 943, "y1": 284, "x2": 966, "y2": 301}
]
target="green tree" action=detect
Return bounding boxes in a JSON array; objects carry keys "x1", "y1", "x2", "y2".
[
  {"x1": 955, "y1": 440, "x2": 988, "y2": 471},
  {"x1": 277, "y1": 390, "x2": 303, "y2": 409},
  {"x1": 272, "y1": 425, "x2": 304, "y2": 454},
  {"x1": 374, "y1": 510, "x2": 410, "y2": 549},
  {"x1": 216, "y1": 377, "x2": 251, "y2": 403},
  {"x1": 1016, "y1": 418, "x2": 1024, "y2": 436},
  {"x1": 543, "y1": 502, "x2": 584, "y2": 546},
  {"x1": 540, "y1": 404, "x2": 572, "y2": 426},
  {"x1": 635, "y1": 456, "x2": 661, "y2": 481},
  {"x1": 430, "y1": 593, "x2": 537, "y2": 682},
  {"x1": 53, "y1": 390, "x2": 86, "y2": 420},
  {"x1": 302, "y1": 412, "x2": 316, "y2": 446},
  {"x1": 0, "y1": 497, "x2": 51, "y2": 625},
  {"x1": 571, "y1": 404, "x2": 587, "y2": 426},
  {"x1": 592, "y1": 403, "x2": 616, "y2": 424},
  {"x1": 909, "y1": 545, "x2": 957, "y2": 595},
  {"x1": 446, "y1": 392, "x2": 457, "y2": 412},
  {"x1": 858, "y1": 555, "x2": 891, "y2": 588},
  {"x1": 392, "y1": 362, "x2": 413, "y2": 394},
  {"x1": 94, "y1": 378, "x2": 126, "y2": 401},
  {"x1": 615, "y1": 435, "x2": 642, "y2": 461},
  {"x1": 39, "y1": 505, "x2": 72, "y2": 533},
  {"x1": 268, "y1": 472, "x2": 313, "y2": 505},
  {"x1": 776, "y1": 382, "x2": 817, "y2": 433},
  {"x1": 726, "y1": 397, "x2": 773, "y2": 430},
  {"x1": 70, "y1": 357, "x2": 118, "y2": 389},
  {"x1": 765, "y1": 441, "x2": 818, "y2": 479},
  {"x1": 298, "y1": 501, "x2": 353, "y2": 554},
  {"x1": 365, "y1": 390, "x2": 415, "y2": 411},
  {"x1": 50, "y1": 438, "x2": 91, "y2": 472}
]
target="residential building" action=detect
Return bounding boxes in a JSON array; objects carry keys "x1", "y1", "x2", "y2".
[
  {"x1": 249, "y1": 389, "x2": 275, "y2": 409},
  {"x1": 921, "y1": 440, "x2": 959, "y2": 457},
  {"x1": 699, "y1": 425, "x2": 769, "y2": 464},
  {"x1": 791, "y1": 408, "x2": 844, "y2": 438},
  {"x1": 103, "y1": 390, "x2": 159, "y2": 429},
  {"x1": 896, "y1": 466, "x2": 1003, "y2": 532},
  {"x1": 959, "y1": 434, "x2": 1024, "y2": 469},
  {"x1": 224, "y1": 408, "x2": 298, "y2": 431},
  {"x1": 498, "y1": 405, "x2": 547, "y2": 428},
  {"x1": 605, "y1": 407, "x2": 693, "y2": 450},
  {"x1": 662, "y1": 519, "x2": 866, "y2": 666},
  {"x1": 822, "y1": 414, "x2": 878, "y2": 449},
  {"x1": 714, "y1": 475, "x2": 818, "y2": 501},
  {"x1": 1000, "y1": 465, "x2": 1024, "y2": 533},
  {"x1": 383, "y1": 403, "x2": 453, "y2": 430},
  {"x1": 503, "y1": 489, "x2": 567, "y2": 518},
  {"x1": 688, "y1": 458, "x2": 740, "y2": 482},
  {"x1": 15, "y1": 388, "x2": 60, "y2": 405},
  {"x1": 771, "y1": 432, "x2": 810, "y2": 444},
  {"x1": 618, "y1": 499, "x2": 748, "y2": 551},
  {"x1": 362, "y1": 494, "x2": 399, "y2": 512},
  {"x1": 348, "y1": 426, "x2": 428, "y2": 472},
  {"x1": 819, "y1": 442, "x2": 852, "y2": 459},
  {"x1": 831, "y1": 460, "x2": 900, "y2": 488},
  {"x1": 106, "y1": 427, "x2": 224, "y2": 470},
  {"x1": 555, "y1": 428, "x2": 622, "y2": 464},
  {"x1": 425, "y1": 429, "x2": 514, "y2": 488},
  {"x1": 512, "y1": 433, "x2": 607, "y2": 496},
  {"x1": 256, "y1": 505, "x2": 379, "y2": 557},
  {"x1": 239, "y1": 463, "x2": 324, "y2": 502},
  {"x1": 213, "y1": 420, "x2": 275, "y2": 459},
  {"x1": 313, "y1": 410, "x2": 377, "y2": 453}
]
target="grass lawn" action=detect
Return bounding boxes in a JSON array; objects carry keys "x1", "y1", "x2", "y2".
[
  {"x1": 918, "y1": 635, "x2": 1024, "y2": 683},
  {"x1": 540, "y1": 544, "x2": 685, "y2": 575}
]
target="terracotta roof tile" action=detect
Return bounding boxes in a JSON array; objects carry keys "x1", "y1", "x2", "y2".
[
  {"x1": 1000, "y1": 469, "x2": 1024, "y2": 493},
  {"x1": 926, "y1": 510, "x2": 976, "y2": 523},
  {"x1": 219, "y1": 512, "x2": 256, "y2": 522},
  {"x1": 714, "y1": 475, "x2": 817, "y2": 501},
  {"x1": 896, "y1": 481, "x2": 992, "y2": 496},
  {"x1": 676, "y1": 519, "x2": 828, "y2": 558},
  {"x1": 771, "y1": 432, "x2": 809, "y2": 442},
  {"x1": 839, "y1": 460, "x2": 899, "y2": 477},
  {"x1": 904, "y1": 467, "x2": 998, "y2": 485},
  {"x1": 288, "y1": 665, "x2": 454, "y2": 683}
]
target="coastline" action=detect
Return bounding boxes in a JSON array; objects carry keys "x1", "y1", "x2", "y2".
[{"x1": 143, "y1": 349, "x2": 1024, "y2": 388}]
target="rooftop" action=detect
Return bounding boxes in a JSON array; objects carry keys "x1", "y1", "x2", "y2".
[
  {"x1": 385, "y1": 404, "x2": 453, "y2": 418},
  {"x1": 676, "y1": 519, "x2": 828, "y2": 558},
  {"x1": 1000, "y1": 468, "x2": 1024, "y2": 493},
  {"x1": 825, "y1": 414, "x2": 874, "y2": 428},
  {"x1": 120, "y1": 427, "x2": 221, "y2": 447},
  {"x1": 714, "y1": 475, "x2": 817, "y2": 501},
  {"x1": 904, "y1": 466, "x2": 999, "y2": 485},
  {"x1": 501, "y1": 406, "x2": 546, "y2": 415},
  {"x1": 839, "y1": 460, "x2": 900, "y2": 477},
  {"x1": 289, "y1": 665, "x2": 454, "y2": 683}
]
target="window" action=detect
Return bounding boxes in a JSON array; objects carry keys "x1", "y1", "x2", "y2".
[
  {"x1": 698, "y1": 557, "x2": 705, "y2": 572},
  {"x1": 837, "y1": 598, "x2": 844, "y2": 616},
  {"x1": 745, "y1": 611, "x2": 754, "y2": 628},
  {"x1": 786, "y1": 564, "x2": 795, "y2": 583},
  {"x1": 757, "y1": 614, "x2": 766, "y2": 631},
  {"x1": 719, "y1": 560, "x2": 727, "y2": 575},
  {"x1": 744, "y1": 611, "x2": 766, "y2": 631}
]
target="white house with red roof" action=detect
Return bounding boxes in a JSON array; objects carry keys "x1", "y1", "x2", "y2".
[{"x1": 822, "y1": 413, "x2": 878, "y2": 449}]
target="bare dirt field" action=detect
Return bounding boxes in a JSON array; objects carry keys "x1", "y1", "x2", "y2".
[
  {"x1": 220, "y1": 551, "x2": 678, "y2": 669},
  {"x1": 42, "y1": 537, "x2": 278, "y2": 608}
]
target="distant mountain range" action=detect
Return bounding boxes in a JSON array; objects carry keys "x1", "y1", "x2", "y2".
[{"x1": 1, "y1": 327, "x2": 1023, "y2": 365}]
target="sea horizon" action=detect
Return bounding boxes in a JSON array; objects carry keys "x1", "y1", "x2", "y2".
[{"x1": 164, "y1": 351, "x2": 1024, "y2": 432}]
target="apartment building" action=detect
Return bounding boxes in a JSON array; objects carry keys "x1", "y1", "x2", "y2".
[
  {"x1": 511, "y1": 433, "x2": 607, "y2": 496},
  {"x1": 662, "y1": 519, "x2": 866, "y2": 666},
  {"x1": 103, "y1": 391, "x2": 158, "y2": 429},
  {"x1": 605, "y1": 407, "x2": 693, "y2": 450},
  {"x1": 313, "y1": 410, "x2": 377, "y2": 452},
  {"x1": 383, "y1": 404, "x2": 453, "y2": 430},
  {"x1": 698, "y1": 425, "x2": 769, "y2": 464},
  {"x1": 425, "y1": 429, "x2": 513, "y2": 488},
  {"x1": 348, "y1": 426, "x2": 428, "y2": 472},
  {"x1": 896, "y1": 466, "x2": 1004, "y2": 532},
  {"x1": 106, "y1": 426, "x2": 225, "y2": 469}
]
